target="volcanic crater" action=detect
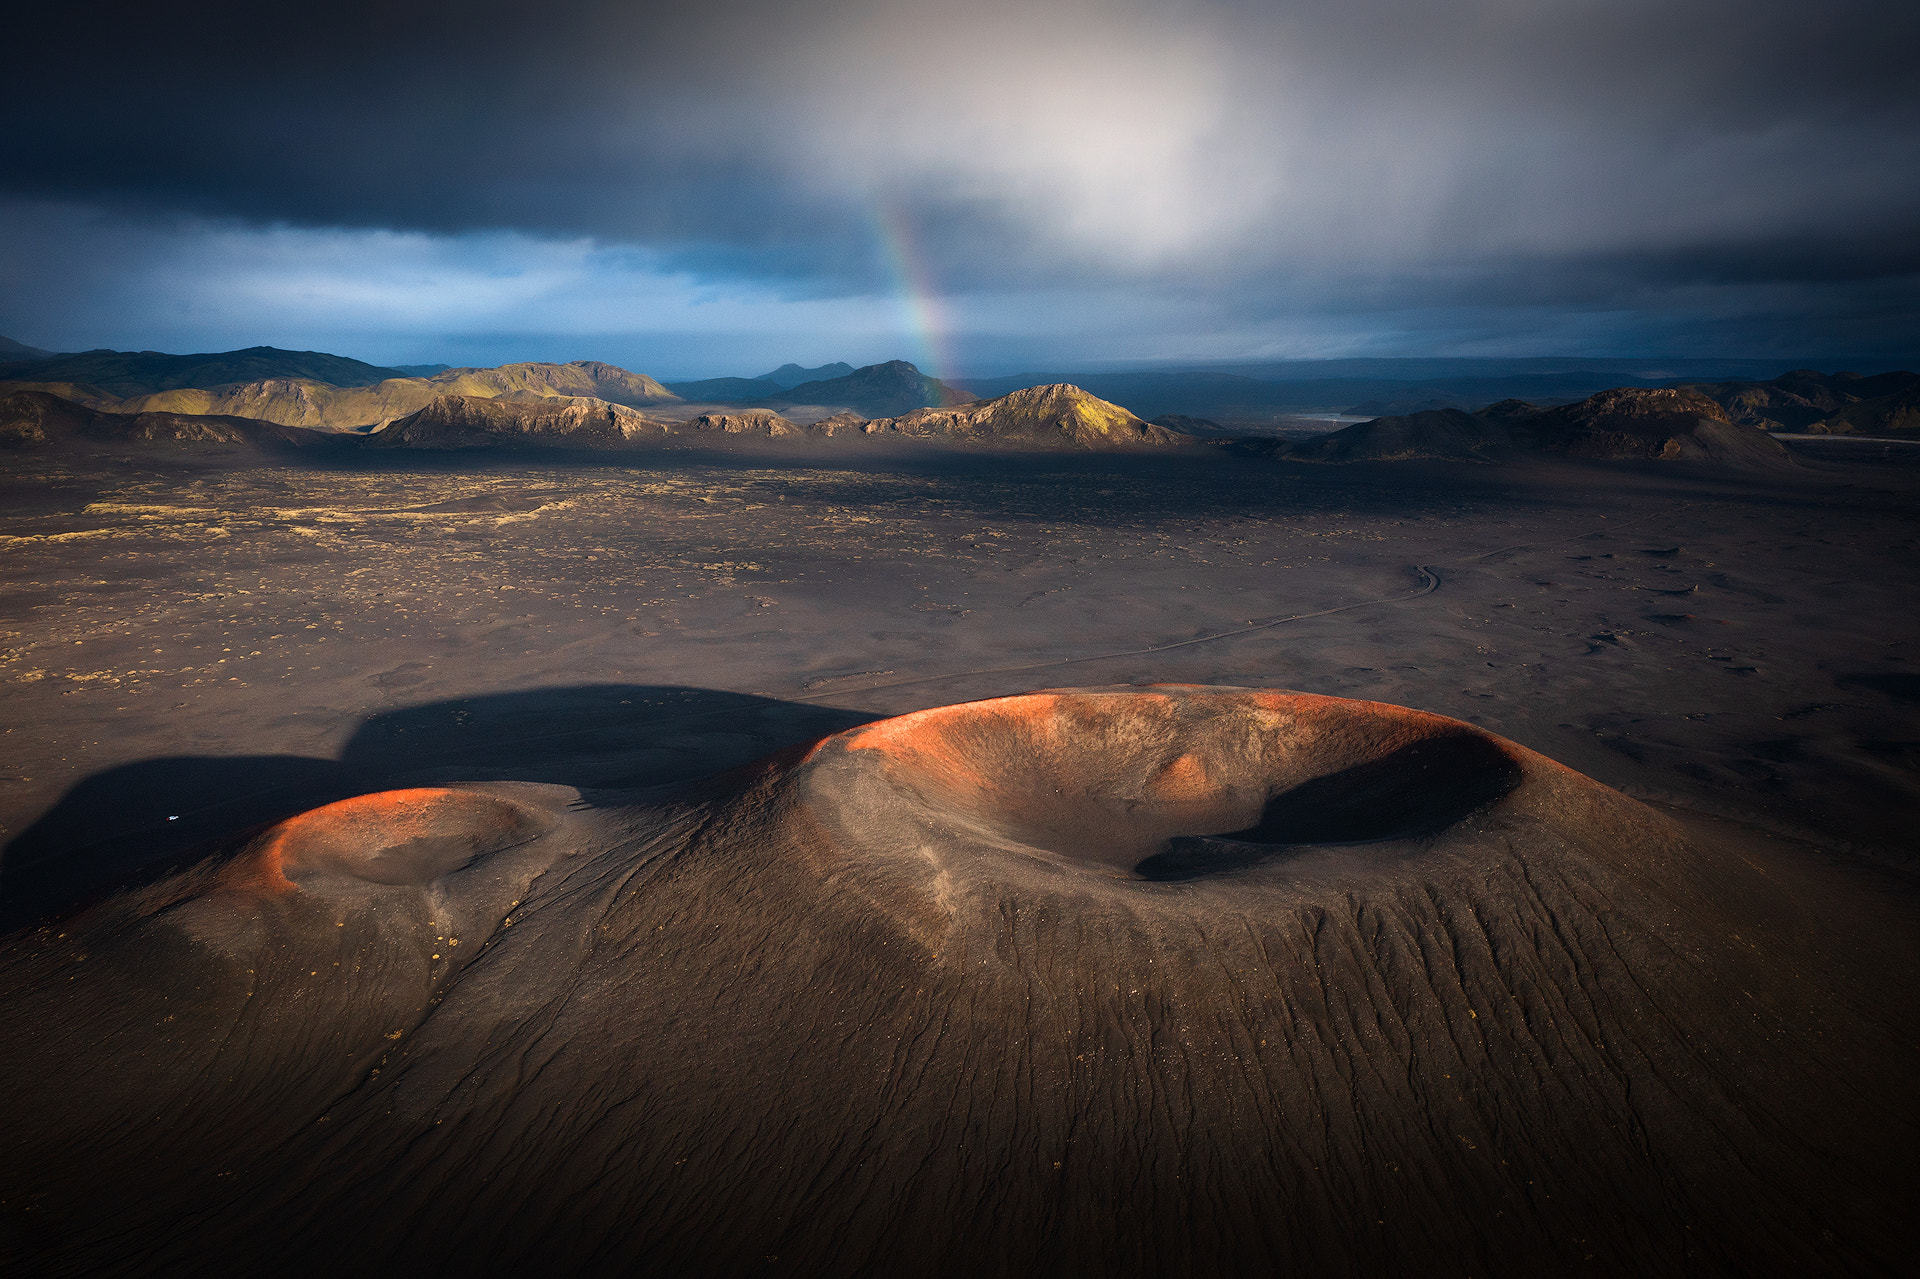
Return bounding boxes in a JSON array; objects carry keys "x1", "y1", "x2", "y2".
[{"x1": 802, "y1": 687, "x2": 1528, "y2": 878}]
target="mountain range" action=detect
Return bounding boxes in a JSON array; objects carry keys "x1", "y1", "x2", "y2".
[
  {"x1": 0, "y1": 353, "x2": 678, "y2": 430},
  {"x1": 356, "y1": 383, "x2": 1180, "y2": 451},
  {"x1": 1, "y1": 337, "x2": 1914, "y2": 455},
  {"x1": 1676, "y1": 369, "x2": 1920, "y2": 436}
]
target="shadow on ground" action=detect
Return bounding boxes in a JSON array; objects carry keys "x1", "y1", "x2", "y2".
[{"x1": 1, "y1": 683, "x2": 875, "y2": 930}]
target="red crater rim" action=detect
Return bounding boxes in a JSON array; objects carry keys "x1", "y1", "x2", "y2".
[
  {"x1": 830, "y1": 687, "x2": 1527, "y2": 873},
  {"x1": 237, "y1": 787, "x2": 546, "y2": 891}
]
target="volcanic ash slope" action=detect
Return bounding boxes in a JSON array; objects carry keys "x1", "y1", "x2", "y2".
[{"x1": 0, "y1": 688, "x2": 1910, "y2": 1276}]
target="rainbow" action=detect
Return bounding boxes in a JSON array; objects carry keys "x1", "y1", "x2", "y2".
[{"x1": 870, "y1": 201, "x2": 958, "y2": 384}]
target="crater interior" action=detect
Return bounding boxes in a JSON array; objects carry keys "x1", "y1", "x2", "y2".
[{"x1": 833, "y1": 687, "x2": 1526, "y2": 874}]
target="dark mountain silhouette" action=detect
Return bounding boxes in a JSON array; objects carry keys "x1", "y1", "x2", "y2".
[
  {"x1": 1274, "y1": 408, "x2": 1515, "y2": 462},
  {"x1": 768, "y1": 359, "x2": 975, "y2": 417},
  {"x1": 762, "y1": 361, "x2": 853, "y2": 388},
  {"x1": 663, "y1": 375, "x2": 785, "y2": 401},
  {"x1": 0, "y1": 335, "x2": 54, "y2": 361},
  {"x1": 667, "y1": 363, "x2": 866, "y2": 403},
  {"x1": 0, "y1": 345, "x2": 411, "y2": 398}
]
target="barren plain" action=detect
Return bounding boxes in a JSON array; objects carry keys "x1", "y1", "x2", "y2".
[{"x1": 4, "y1": 443, "x2": 1915, "y2": 920}]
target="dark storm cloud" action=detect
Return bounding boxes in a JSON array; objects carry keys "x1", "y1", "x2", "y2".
[{"x1": 3, "y1": 0, "x2": 1917, "y2": 359}]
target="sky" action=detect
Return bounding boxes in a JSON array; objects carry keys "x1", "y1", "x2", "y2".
[{"x1": 3, "y1": 0, "x2": 1916, "y2": 379}]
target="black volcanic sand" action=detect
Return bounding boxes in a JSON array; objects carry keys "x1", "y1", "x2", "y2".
[
  {"x1": 1, "y1": 444, "x2": 1917, "y2": 1272},
  {"x1": 0, "y1": 685, "x2": 1913, "y2": 1275}
]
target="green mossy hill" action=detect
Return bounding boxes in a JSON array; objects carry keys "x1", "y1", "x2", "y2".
[
  {"x1": 365, "y1": 394, "x2": 669, "y2": 449},
  {"x1": 1680, "y1": 368, "x2": 1920, "y2": 436},
  {"x1": 863, "y1": 384, "x2": 1198, "y2": 449},
  {"x1": 0, "y1": 346, "x2": 408, "y2": 398},
  {"x1": 0, "y1": 389, "x2": 334, "y2": 451}
]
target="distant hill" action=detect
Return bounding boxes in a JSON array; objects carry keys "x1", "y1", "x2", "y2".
[
  {"x1": 1678, "y1": 369, "x2": 1920, "y2": 436},
  {"x1": 664, "y1": 375, "x2": 785, "y2": 402},
  {"x1": 762, "y1": 361, "x2": 854, "y2": 389},
  {"x1": 0, "y1": 346, "x2": 409, "y2": 397},
  {"x1": 858, "y1": 384, "x2": 1196, "y2": 449},
  {"x1": 0, "y1": 389, "x2": 337, "y2": 453},
  {"x1": 665, "y1": 363, "x2": 859, "y2": 403},
  {"x1": 1273, "y1": 409, "x2": 1515, "y2": 463},
  {"x1": 1260, "y1": 387, "x2": 1792, "y2": 467},
  {"x1": 769, "y1": 360, "x2": 975, "y2": 417},
  {"x1": 9, "y1": 359, "x2": 682, "y2": 431},
  {"x1": 388, "y1": 363, "x2": 453, "y2": 377},
  {"x1": 0, "y1": 336, "x2": 54, "y2": 361}
]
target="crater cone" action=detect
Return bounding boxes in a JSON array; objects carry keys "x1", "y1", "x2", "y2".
[{"x1": 804, "y1": 687, "x2": 1537, "y2": 878}]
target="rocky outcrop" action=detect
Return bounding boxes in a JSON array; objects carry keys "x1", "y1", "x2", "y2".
[
  {"x1": 1524, "y1": 386, "x2": 1792, "y2": 463},
  {"x1": 364, "y1": 394, "x2": 669, "y2": 449},
  {"x1": 683, "y1": 409, "x2": 803, "y2": 437}
]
